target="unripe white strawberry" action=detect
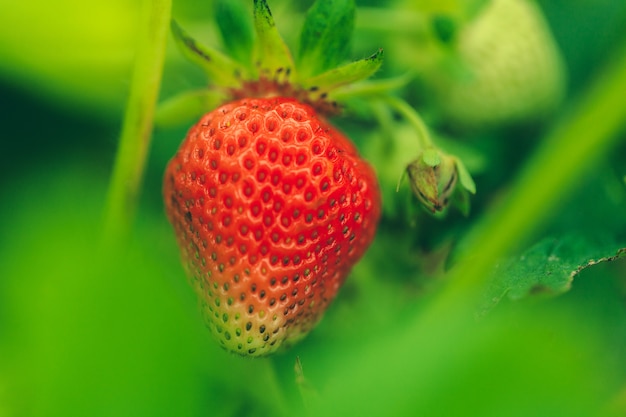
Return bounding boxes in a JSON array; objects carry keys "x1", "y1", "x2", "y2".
[{"x1": 422, "y1": 0, "x2": 567, "y2": 129}]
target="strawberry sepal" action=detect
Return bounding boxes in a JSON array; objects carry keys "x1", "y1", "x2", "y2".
[{"x1": 170, "y1": 19, "x2": 249, "y2": 88}]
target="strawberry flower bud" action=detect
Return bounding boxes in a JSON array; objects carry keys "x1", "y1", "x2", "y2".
[
  {"x1": 406, "y1": 148, "x2": 458, "y2": 213},
  {"x1": 406, "y1": 147, "x2": 476, "y2": 214}
]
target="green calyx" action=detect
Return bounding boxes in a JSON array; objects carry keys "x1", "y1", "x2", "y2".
[
  {"x1": 170, "y1": 20, "x2": 249, "y2": 89},
  {"x1": 163, "y1": 0, "x2": 383, "y2": 122},
  {"x1": 160, "y1": 0, "x2": 480, "y2": 217},
  {"x1": 252, "y1": 0, "x2": 294, "y2": 79}
]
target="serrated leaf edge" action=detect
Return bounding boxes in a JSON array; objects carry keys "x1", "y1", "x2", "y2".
[{"x1": 570, "y1": 247, "x2": 626, "y2": 279}]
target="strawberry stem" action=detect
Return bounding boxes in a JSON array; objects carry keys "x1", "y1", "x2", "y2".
[
  {"x1": 383, "y1": 95, "x2": 435, "y2": 150},
  {"x1": 102, "y1": 0, "x2": 171, "y2": 247},
  {"x1": 252, "y1": 357, "x2": 291, "y2": 416}
]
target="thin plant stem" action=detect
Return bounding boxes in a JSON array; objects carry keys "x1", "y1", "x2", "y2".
[
  {"x1": 250, "y1": 357, "x2": 291, "y2": 417},
  {"x1": 102, "y1": 0, "x2": 172, "y2": 248},
  {"x1": 383, "y1": 95, "x2": 434, "y2": 150}
]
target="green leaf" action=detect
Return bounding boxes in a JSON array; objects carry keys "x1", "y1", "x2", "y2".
[
  {"x1": 215, "y1": 0, "x2": 254, "y2": 66},
  {"x1": 154, "y1": 89, "x2": 226, "y2": 128},
  {"x1": 298, "y1": 0, "x2": 356, "y2": 78},
  {"x1": 453, "y1": 156, "x2": 476, "y2": 194},
  {"x1": 329, "y1": 72, "x2": 414, "y2": 100},
  {"x1": 480, "y1": 235, "x2": 626, "y2": 314},
  {"x1": 252, "y1": 0, "x2": 294, "y2": 79},
  {"x1": 300, "y1": 48, "x2": 383, "y2": 93},
  {"x1": 170, "y1": 20, "x2": 247, "y2": 88}
]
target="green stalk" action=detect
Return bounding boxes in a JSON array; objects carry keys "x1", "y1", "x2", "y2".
[
  {"x1": 250, "y1": 357, "x2": 291, "y2": 417},
  {"x1": 383, "y1": 95, "x2": 435, "y2": 150},
  {"x1": 430, "y1": 42, "x2": 626, "y2": 313},
  {"x1": 102, "y1": 0, "x2": 171, "y2": 247}
]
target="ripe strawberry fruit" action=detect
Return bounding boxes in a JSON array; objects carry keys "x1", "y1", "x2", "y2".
[
  {"x1": 164, "y1": 97, "x2": 380, "y2": 356},
  {"x1": 162, "y1": 0, "x2": 385, "y2": 356}
]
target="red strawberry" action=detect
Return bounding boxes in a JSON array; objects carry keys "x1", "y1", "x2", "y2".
[{"x1": 163, "y1": 97, "x2": 380, "y2": 356}]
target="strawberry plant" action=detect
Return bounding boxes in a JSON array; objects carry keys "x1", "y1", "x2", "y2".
[
  {"x1": 161, "y1": 0, "x2": 388, "y2": 356},
  {"x1": 1, "y1": 0, "x2": 626, "y2": 417},
  {"x1": 160, "y1": 0, "x2": 475, "y2": 355}
]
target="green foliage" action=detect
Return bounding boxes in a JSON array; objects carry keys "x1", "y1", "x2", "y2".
[
  {"x1": 170, "y1": 19, "x2": 247, "y2": 88},
  {"x1": 252, "y1": 0, "x2": 294, "y2": 77},
  {"x1": 154, "y1": 89, "x2": 225, "y2": 128},
  {"x1": 311, "y1": 304, "x2": 620, "y2": 417},
  {"x1": 215, "y1": 0, "x2": 255, "y2": 65},
  {"x1": 297, "y1": 0, "x2": 356, "y2": 78},
  {"x1": 2, "y1": 0, "x2": 626, "y2": 416},
  {"x1": 482, "y1": 236, "x2": 626, "y2": 314},
  {"x1": 299, "y1": 48, "x2": 383, "y2": 93}
]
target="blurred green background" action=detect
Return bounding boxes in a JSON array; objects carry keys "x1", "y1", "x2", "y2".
[{"x1": 1, "y1": 0, "x2": 626, "y2": 416}]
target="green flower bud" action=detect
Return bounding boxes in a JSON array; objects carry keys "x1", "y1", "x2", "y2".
[{"x1": 406, "y1": 148, "x2": 459, "y2": 213}]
